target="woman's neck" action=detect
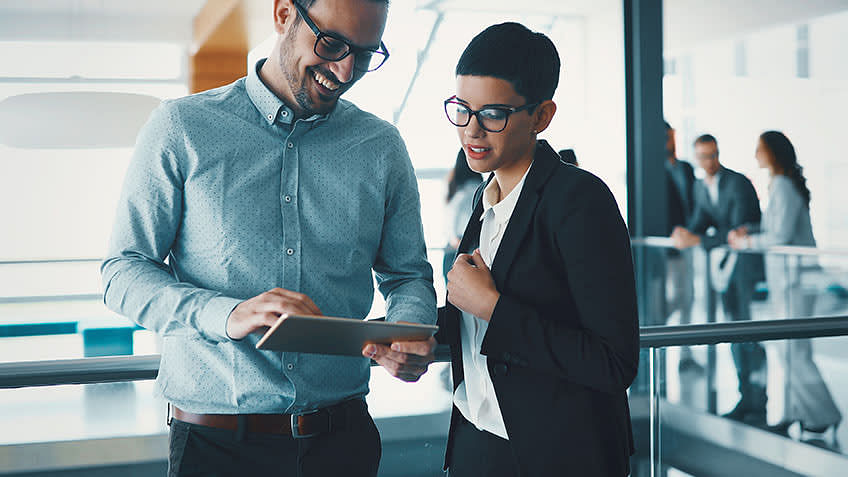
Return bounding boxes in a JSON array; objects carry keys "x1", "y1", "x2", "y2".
[{"x1": 493, "y1": 156, "x2": 533, "y2": 203}]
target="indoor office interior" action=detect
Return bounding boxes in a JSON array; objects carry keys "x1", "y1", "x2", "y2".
[{"x1": 0, "y1": 0, "x2": 847, "y2": 476}]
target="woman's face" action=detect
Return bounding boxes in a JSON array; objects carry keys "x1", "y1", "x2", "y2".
[
  {"x1": 452, "y1": 75, "x2": 539, "y2": 174},
  {"x1": 755, "y1": 138, "x2": 774, "y2": 171}
]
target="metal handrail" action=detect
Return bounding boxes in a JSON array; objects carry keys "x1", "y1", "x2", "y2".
[
  {"x1": 1, "y1": 315, "x2": 846, "y2": 389},
  {"x1": 0, "y1": 258, "x2": 103, "y2": 266},
  {"x1": 5, "y1": 238, "x2": 848, "y2": 267},
  {"x1": 630, "y1": 236, "x2": 848, "y2": 258},
  {"x1": 640, "y1": 315, "x2": 848, "y2": 347}
]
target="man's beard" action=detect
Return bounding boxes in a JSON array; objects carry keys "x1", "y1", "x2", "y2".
[
  {"x1": 279, "y1": 28, "x2": 342, "y2": 117},
  {"x1": 280, "y1": 45, "x2": 318, "y2": 115}
]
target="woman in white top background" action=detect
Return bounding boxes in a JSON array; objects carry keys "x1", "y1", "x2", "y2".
[{"x1": 729, "y1": 130, "x2": 842, "y2": 445}]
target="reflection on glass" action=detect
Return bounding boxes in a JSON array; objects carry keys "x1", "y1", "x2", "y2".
[{"x1": 653, "y1": 336, "x2": 847, "y2": 476}]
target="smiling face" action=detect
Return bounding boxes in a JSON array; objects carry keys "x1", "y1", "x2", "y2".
[
  {"x1": 453, "y1": 75, "x2": 548, "y2": 175},
  {"x1": 272, "y1": 0, "x2": 387, "y2": 117}
]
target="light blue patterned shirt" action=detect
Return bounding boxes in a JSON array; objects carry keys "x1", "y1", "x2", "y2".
[{"x1": 101, "y1": 59, "x2": 436, "y2": 414}]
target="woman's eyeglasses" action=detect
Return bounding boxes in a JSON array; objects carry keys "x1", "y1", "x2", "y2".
[{"x1": 443, "y1": 96, "x2": 538, "y2": 133}]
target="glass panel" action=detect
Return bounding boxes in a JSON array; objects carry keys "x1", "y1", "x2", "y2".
[
  {"x1": 653, "y1": 336, "x2": 848, "y2": 477},
  {"x1": 632, "y1": 241, "x2": 848, "y2": 329},
  {"x1": 662, "y1": 4, "x2": 848, "y2": 254}
]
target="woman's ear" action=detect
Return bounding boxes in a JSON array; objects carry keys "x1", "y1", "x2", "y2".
[{"x1": 532, "y1": 100, "x2": 557, "y2": 135}]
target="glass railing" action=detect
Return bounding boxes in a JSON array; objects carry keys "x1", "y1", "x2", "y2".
[
  {"x1": 2, "y1": 316, "x2": 848, "y2": 476},
  {"x1": 635, "y1": 317, "x2": 848, "y2": 477},
  {"x1": 4, "y1": 241, "x2": 845, "y2": 362},
  {"x1": 630, "y1": 237, "x2": 848, "y2": 327},
  {"x1": 3, "y1": 243, "x2": 848, "y2": 475}
]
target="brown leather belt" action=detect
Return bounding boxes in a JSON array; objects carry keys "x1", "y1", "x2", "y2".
[{"x1": 170, "y1": 398, "x2": 365, "y2": 439}]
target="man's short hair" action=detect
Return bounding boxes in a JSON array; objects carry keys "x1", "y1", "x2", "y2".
[
  {"x1": 455, "y1": 22, "x2": 560, "y2": 105},
  {"x1": 693, "y1": 134, "x2": 718, "y2": 147}
]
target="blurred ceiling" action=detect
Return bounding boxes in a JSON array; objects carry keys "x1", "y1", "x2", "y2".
[
  {"x1": 1, "y1": 0, "x2": 846, "y2": 51},
  {"x1": 665, "y1": 0, "x2": 848, "y2": 50},
  {"x1": 0, "y1": 0, "x2": 845, "y2": 149},
  {"x1": 0, "y1": 0, "x2": 207, "y2": 43}
]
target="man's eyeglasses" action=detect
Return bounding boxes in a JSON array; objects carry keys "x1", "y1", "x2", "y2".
[
  {"x1": 292, "y1": 0, "x2": 389, "y2": 73},
  {"x1": 443, "y1": 96, "x2": 538, "y2": 133}
]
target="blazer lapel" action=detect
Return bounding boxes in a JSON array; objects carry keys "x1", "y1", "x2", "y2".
[
  {"x1": 443, "y1": 175, "x2": 489, "y2": 348},
  {"x1": 456, "y1": 177, "x2": 489, "y2": 256},
  {"x1": 489, "y1": 141, "x2": 559, "y2": 289},
  {"x1": 716, "y1": 167, "x2": 732, "y2": 223}
]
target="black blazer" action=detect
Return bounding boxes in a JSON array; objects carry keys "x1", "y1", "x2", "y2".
[
  {"x1": 437, "y1": 141, "x2": 640, "y2": 476},
  {"x1": 687, "y1": 166, "x2": 764, "y2": 283}
]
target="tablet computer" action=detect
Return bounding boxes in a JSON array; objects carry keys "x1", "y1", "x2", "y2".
[{"x1": 255, "y1": 314, "x2": 439, "y2": 357}]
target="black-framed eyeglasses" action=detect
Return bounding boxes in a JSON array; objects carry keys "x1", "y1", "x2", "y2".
[
  {"x1": 292, "y1": 0, "x2": 389, "y2": 73},
  {"x1": 443, "y1": 96, "x2": 539, "y2": 133}
]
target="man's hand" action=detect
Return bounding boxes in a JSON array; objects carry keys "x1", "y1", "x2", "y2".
[
  {"x1": 446, "y1": 249, "x2": 500, "y2": 321},
  {"x1": 363, "y1": 335, "x2": 437, "y2": 383},
  {"x1": 671, "y1": 226, "x2": 701, "y2": 250},
  {"x1": 226, "y1": 288, "x2": 322, "y2": 340}
]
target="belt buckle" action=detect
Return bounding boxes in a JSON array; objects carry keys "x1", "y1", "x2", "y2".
[{"x1": 291, "y1": 409, "x2": 322, "y2": 439}]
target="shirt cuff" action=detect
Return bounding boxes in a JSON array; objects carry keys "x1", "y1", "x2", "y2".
[{"x1": 198, "y1": 295, "x2": 243, "y2": 342}]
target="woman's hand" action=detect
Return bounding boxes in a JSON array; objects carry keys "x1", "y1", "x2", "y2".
[
  {"x1": 446, "y1": 249, "x2": 500, "y2": 321},
  {"x1": 727, "y1": 226, "x2": 750, "y2": 250}
]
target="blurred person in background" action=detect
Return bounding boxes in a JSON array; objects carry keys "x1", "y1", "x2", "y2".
[
  {"x1": 672, "y1": 134, "x2": 767, "y2": 425},
  {"x1": 661, "y1": 122, "x2": 698, "y2": 371},
  {"x1": 729, "y1": 130, "x2": 842, "y2": 444},
  {"x1": 443, "y1": 148, "x2": 484, "y2": 284}
]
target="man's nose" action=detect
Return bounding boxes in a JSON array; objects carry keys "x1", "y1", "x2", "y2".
[{"x1": 329, "y1": 54, "x2": 355, "y2": 84}]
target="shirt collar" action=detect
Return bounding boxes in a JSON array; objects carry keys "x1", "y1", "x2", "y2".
[
  {"x1": 710, "y1": 170, "x2": 722, "y2": 186},
  {"x1": 480, "y1": 162, "x2": 533, "y2": 223},
  {"x1": 246, "y1": 58, "x2": 334, "y2": 126}
]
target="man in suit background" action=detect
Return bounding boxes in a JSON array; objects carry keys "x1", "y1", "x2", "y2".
[
  {"x1": 671, "y1": 134, "x2": 767, "y2": 425},
  {"x1": 662, "y1": 122, "x2": 698, "y2": 371}
]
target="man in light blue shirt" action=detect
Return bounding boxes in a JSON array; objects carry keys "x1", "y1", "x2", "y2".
[{"x1": 101, "y1": 0, "x2": 436, "y2": 475}]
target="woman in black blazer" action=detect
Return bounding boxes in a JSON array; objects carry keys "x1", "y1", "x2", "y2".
[{"x1": 438, "y1": 23, "x2": 640, "y2": 477}]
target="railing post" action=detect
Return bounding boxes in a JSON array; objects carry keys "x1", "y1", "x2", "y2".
[{"x1": 704, "y1": 247, "x2": 717, "y2": 413}]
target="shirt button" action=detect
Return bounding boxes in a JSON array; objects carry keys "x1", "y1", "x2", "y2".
[
  {"x1": 286, "y1": 248, "x2": 295, "y2": 256},
  {"x1": 287, "y1": 363, "x2": 294, "y2": 370},
  {"x1": 267, "y1": 113, "x2": 273, "y2": 120},
  {"x1": 284, "y1": 195, "x2": 292, "y2": 203},
  {"x1": 282, "y1": 110, "x2": 289, "y2": 117},
  {"x1": 287, "y1": 142, "x2": 294, "y2": 149}
]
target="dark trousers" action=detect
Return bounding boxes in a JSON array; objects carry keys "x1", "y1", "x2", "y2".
[
  {"x1": 723, "y1": 275, "x2": 767, "y2": 408},
  {"x1": 168, "y1": 404, "x2": 381, "y2": 477},
  {"x1": 448, "y1": 415, "x2": 519, "y2": 477}
]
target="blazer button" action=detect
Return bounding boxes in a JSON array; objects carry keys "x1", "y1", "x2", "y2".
[{"x1": 494, "y1": 363, "x2": 508, "y2": 376}]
